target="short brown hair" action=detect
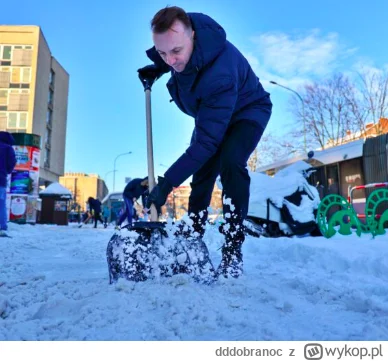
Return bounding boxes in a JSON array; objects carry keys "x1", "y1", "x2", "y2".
[{"x1": 151, "y1": 6, "x2": 192, "y2": 33}]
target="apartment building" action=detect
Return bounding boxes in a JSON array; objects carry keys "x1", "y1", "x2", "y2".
[
  {"x1": 0, "y1": 25, "x2": 69, "y2": 186},
  {"x1": 165, "y1": 184, "x2": 223, "y2": 220},
  {"x1": 59, "y1": 173, "x2": 108, "y2": 211}
]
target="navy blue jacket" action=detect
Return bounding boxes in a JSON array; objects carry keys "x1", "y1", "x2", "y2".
[
  {"x1": 146, "y1": 13, "x2": 272, "y2": 186},
  {"x1": 123, "y1": 178, "x2": 148, "y2": 204},
  {"x1": 0, "y1": 131, "x2": 16, "y2": 188},
  {"x1": 88, "y1": 198, "x2": 101, "y2": 213}
]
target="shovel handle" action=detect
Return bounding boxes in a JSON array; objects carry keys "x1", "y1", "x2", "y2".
[{"x1": 145, "y1": 89, "x2": 158, "y2": 222}]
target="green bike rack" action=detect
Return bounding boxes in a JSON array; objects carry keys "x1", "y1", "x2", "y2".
[
  {"x1": 317, "y1": 195, "x2": 356, "y2": 238},
  {"x1": 365, "y1": 189, "x2": 388, "y2": 236},
  {"x1": 317, "y1": 188, "x2": 388, "y2": 238},
  {"x1": 317, "y1": 194, "x2": 370, "y2": 238}
]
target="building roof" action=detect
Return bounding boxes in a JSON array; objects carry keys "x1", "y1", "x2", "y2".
[
  {"x1": 40, "y1": 182, "x2": 72, "y2": 197},
  {"x1": 101, "y1": 192, "x2": 123, "y2": 203},
  {"x1": 309, "y1": 138, "x2": 364, "y2": 165},
  {"x1": 256, "y1": 138, "x2": 365, "y2": 174}
]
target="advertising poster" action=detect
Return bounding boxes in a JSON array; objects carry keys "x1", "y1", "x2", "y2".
[
  {"x1": 9, "y1": 195, "x2": 28, "y2": 223},
  {"x1": 54, "y1": 200, "x2": 67, "y2": 212},
  {"x1": 14, "y1": 145, "x2": 31, "y2": 170},
  {"x1": 9, "y1": 133, "x2": 42, "y2": 224},
  {"x1": 10, "y1": 170, "x2": 31, "y2": 194},
  {"x1": 30, "y1": 148, "x2": 40, "y2": 171}
]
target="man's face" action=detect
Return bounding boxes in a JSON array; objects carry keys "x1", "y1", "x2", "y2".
[{"x1": 153, "y1": 20, "x2": 194, "y2": 73}]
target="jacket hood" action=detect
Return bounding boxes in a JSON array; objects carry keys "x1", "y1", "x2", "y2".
[
  {"x1": 0, "y1": 131, "x2": 15, "y2": 145},
  {"x1": 188, "y1": 13, "x2": 226, "y2": 70}
]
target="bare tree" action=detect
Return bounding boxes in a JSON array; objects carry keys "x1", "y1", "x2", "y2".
[
  {"x1": 251, "y1": 132, "x2": 295, "y2": 168},
  {"x1": 250, "y1": 69, "x2": 388, "y2": 170},
  {"x1": 288, "y1": 70, "x2": 388, "y2": 149},
  {"x1": 356, "y1": 68, "x2": 388, "y2": 131},
  {"x1": 247, "y1": 147, "x2": 258, "y2": 172},
  {"x1": 290, "y1": 73, "x2": 364, "y2": 149}
]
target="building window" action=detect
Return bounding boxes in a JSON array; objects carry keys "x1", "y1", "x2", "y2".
[
  {"x1": 1, "y1": 46, "x2": 12, "y2": 60},
  {"x1": 21, "y1": 68, "x2": 31, "y2": 83},
  {"x1": 49, "y1": 69, "x2": 55, "y2": 88},
  {"x1": 48, "y1": 88, "x2": 54, "y2": 106},
  {"x1": 0, "y1": 90, "x2": 7, "y2": 106},
  {"x1": 5, "y1": 112, "x2": 28, "y2": 130},
  {"x1": 19, "y1": 113, "x2": 27, "y2": 128},
  {"x1": 0, "y1": 45, "x2": 33, "y2": 65},
  {"x1": 0, "y1": 90, "x2": 29, "y2": 111},
  {"x1": 45, "y1": 128, "x2": 52, "y2": 146},
  {"x1": 0, "y1": 67, "x2": 11, "y2": 87},
  {"x1": 10, "y1": 67, "x2": 31, "y2": 84},
  {"x1": 0, "y1": 112, "x2": 6, "y2": 129},
  {"x1": 44, "y1": 148, "x2": 50, "y2": 168},
  {"x1": 8, "y1": 92, "x2": 29, "y2": 111},
  {"x1": 8, "y1": 113, "x2": 17, "y2": 127},
  {"x1": 46, "y1": 108, "x2": 52, "y2": 126},
  {"x1": 11, "y1": 67, "x2": 20, "y2": 83}
]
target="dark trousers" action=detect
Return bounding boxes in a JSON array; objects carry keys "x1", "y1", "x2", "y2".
[
  {"x1": 94, "y1": 212, "x2": 104, "y2": 228},
  {"x1": 118, "y1": 197, "x2": 134, "y2": 226},
  {"x1": 188, "y1": 121, "x2": 264, "y2": 223}
]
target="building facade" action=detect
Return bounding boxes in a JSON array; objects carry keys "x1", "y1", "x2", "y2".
[
  {"x1": 0, "y1": 25, "x2": 69, "y2": 186},
  {"x1": 59, "y1": 173, "x2": 108, "y2": 211},
  {"x1": 165, "y1": 184, "x2": 223, "y2": 220}
]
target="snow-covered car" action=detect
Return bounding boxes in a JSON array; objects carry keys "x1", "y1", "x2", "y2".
[
  {"x1": 217, "y1": 161, "x2": 321, "y2": 237},
  {"x1": 247, "y1": 161, "x2": 321, "y2": 237}
]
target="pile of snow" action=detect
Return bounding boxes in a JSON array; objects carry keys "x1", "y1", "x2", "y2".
[{"x1": 0, "y1": 221, "x2": 387, "y2": 340}]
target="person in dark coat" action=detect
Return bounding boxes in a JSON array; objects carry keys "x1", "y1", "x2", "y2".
[
  {"x1": 87, "y1": 197, "x2": 104, "y2": 228},
  {"x1": 0, "y1": 131, "x2": 16, "y2": 237},
  {"x1": 139, "y1": 6, "x2": 272, "y2": 278},
  {"x1": 117, "y1": 177, "x2": 149, "y2": 228}
]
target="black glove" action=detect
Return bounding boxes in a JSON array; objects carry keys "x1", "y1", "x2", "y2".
[
  {"x1": 138, "y1": 64, "x2": 165, "y2": 82},
  {"x1": 146, "y1": 176, "x2": 173, "y2": 209}
]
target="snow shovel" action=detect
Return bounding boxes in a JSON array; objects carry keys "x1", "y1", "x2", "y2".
[
  {"x1": 106, "y1": 70, "x2": 215, "y2": 284},
  {"x1": 106, "y1": 72, "x2": 172, "y2": 283}
]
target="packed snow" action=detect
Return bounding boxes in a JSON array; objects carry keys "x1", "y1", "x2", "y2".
[
  {"x1": 1, "y1": 163, "x2": 388, "y2": 340},
  {"x1": 1, "y1": 221, "x2": 388, "y2": 340}
]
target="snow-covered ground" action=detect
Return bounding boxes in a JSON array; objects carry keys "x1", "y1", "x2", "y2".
[{"x1": 1, "y1": 221, "x2": 388, "y2": 341}]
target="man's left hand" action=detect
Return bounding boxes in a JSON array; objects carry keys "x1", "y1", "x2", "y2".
[{"x1": 146, "y1": 176, "x2": 173, "y2": 209}]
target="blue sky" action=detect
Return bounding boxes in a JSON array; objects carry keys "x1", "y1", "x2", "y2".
[{"x1": 3, "y1": 0, "x2": 388, "y2": 192}]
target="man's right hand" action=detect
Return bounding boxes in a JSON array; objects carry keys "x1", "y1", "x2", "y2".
[
  {"x1": 138, "y1": 64, "x2": 165, "y2": 81},
  {"x1": 145, "y1": 176, "x2": 173, "y2": 209}
]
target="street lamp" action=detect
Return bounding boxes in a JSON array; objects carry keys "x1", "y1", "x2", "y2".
[
  {"x1": 113, "y1": 151, "x2": 132, "y2": 192},
  {"x1": 104, "y1": 170, "x2": 115, "y2": 180},
  {"x1": 270, "y1": 80, "x2": 307, "y2": 154},
  {"x1": 104, "y1": 170, "x2": 115, "y2": 192}
]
